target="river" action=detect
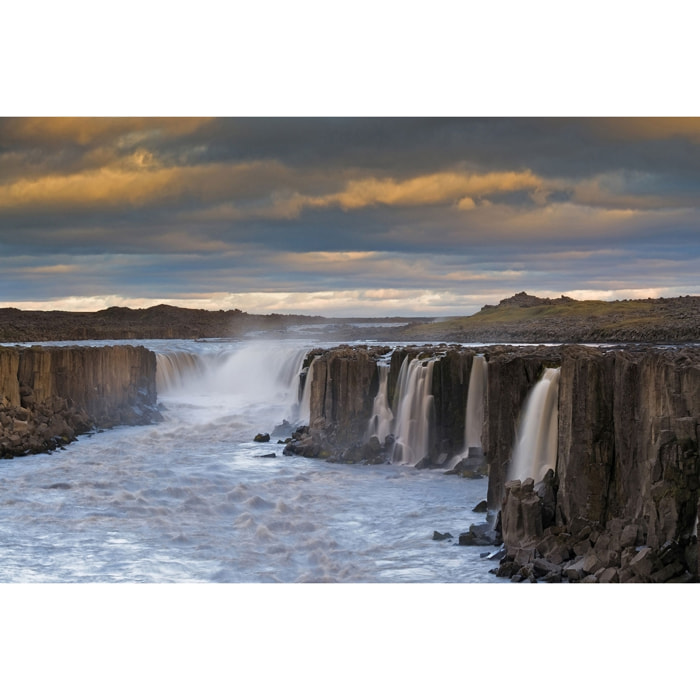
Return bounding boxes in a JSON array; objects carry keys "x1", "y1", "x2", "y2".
[{"x1": 0, "y1": 338, "x2": 501, "y2": 583}]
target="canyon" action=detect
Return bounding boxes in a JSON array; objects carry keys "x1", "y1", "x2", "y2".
[
  {"x1": 289, "y1": 343, "x2": 700, "y2": 582},
  {"x1": 1, "y1": 338, "x2": 698, "y2": 582}
]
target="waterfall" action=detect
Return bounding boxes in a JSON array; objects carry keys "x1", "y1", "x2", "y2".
[
  {"x1": 296, "y1": 356, "x2": 317, "y2": 425},
  {"x1": 156, "y1": 342, "x2": 310, "y2": 419},
  {"x1": 447, "y1": 354, "x2": 488, "y2": 469},
  {"x1": 156, "y1": 351, "x2": 205, "y2": 394},
  {"x1": 465, "y1": 355, "x2": 488, "y2": 450},
  {"x1": 390, "y1": 356, "x2": 436, "y2": 465},
  {"x1": 509, "y1": 367, "x2": 560, "y2": 483},
  {"x1": 366, "y1": 363, "x2": 393, "y2": 443}
]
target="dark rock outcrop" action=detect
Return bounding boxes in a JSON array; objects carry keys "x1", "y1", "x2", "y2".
[
  {"x1": 495, "y1": 346, "x2": 700, "y2": 582},
  {"x1": 297, "y1": 342, "x2": 699, "y2": 582},
  {"x1": 1, "y1": 345, "x2": 160, "y2": 457}
]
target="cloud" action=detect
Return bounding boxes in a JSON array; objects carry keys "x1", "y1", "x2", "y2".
[
  {"x1": 0, "y1": 117, "x2": 213, "y2": 147},
  {"x1": 303, "y1": 170, "x2": 545, "y2": 211},
  {"x1": 1, "y1": 118, "x2": 700, "y2": 316},
  {"x1": 589, "y1": 118, "x2": 700, "y2": 144},
  {"x1": 571, "y1": 171, "x2": 699, "y2": 210},
  {"x1": 0, "y1": 158, "x2": 303, "y2": 214}
]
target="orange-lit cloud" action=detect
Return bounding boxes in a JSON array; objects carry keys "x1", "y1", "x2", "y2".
[
  {"x1": 590, "y1": 118, "x2": 700, "y2": 143},
  {"x1": 1, "y1": 117, "x2": 213, "y2": 146},
  {"x1": 0, "y1": 158, "x2": 295, "y2": 212},
  {"x1": 306, "y1": 170, "x2": 544, "y2": 210}
]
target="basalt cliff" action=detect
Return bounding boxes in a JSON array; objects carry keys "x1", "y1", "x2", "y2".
[
  {"x1": 0, "y1": 345, "x2": 160, "y2": 457},
  {"x1": 287, "y1": 343, "x2": 700, "y2": 583}
]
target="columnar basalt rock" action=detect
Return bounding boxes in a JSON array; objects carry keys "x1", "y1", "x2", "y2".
[
  {"x1": 305, "y1": 345, "x2": 389, "y2": 457},
  {"x1": 0, "y1": 345, "x2": 160, "y2": 457},
  {"x1": 429, "y1": 348, "x2": 471, "y2": 458},
  {"x1": 555, "y1": 345, "x2": 616, "y2": 526},
  {"x1": 496, "y1": 346, "x2": 700, "y2": 582},
  {"x1": 482, "y1": 346, "x2": 562, "y2": 510},
  {"x1": 610, "y1": 349, "x2": 700, "y2": 548},
  {"x1": 298, "y1": 343, "x2": 699, "y2": 582}
]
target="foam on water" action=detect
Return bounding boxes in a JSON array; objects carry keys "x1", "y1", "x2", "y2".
[{"x1": 0, "y1": 339, "x2": 500, "y2": 583}]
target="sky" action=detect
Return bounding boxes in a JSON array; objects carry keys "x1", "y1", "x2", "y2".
[
  {"x1": 3, "y1": 2, "x2": 699, "y2": 319},
  {"x1": 1, "y1": 116, "x2": 699, "y2": 317}
]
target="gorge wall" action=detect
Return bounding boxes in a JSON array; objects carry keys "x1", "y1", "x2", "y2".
[
  {"x1": 0, "y1": 345, "x2": 160, "y2": 457},
  {"x1": 296, "y1": 343, "x2": 700, "y2": 582}
]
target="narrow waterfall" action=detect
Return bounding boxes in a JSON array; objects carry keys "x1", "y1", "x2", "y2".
[
  {"x1": 296, "y1": 356, "x2": 317, "y2": 425},
  {"x1": 509, "y1": 367, "x2": 560, "y2": 483},
  {"x1": 465, "y1": 355, "x2": 488, "y2": 451},
  {"x1": 365, "y1": 363, "x2": 393, "y2": 443},
  {"x1": 447, "y1": 354, "x2": 488, "y2": 469},
  {"x1": 390, "y1": 356, "x2": 436, "y2": 465}
]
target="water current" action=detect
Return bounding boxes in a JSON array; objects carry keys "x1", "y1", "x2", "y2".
[{"x1": 0, "y1": 339, "x2": 500, "y2": 583}]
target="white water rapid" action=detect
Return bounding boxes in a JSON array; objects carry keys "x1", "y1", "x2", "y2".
[
  {"x1": 509, "y1": 367, "x2": 560, "y2": 483},
  {"x1": 0, "y1": 339, "x2": 498, "y2": 583}
]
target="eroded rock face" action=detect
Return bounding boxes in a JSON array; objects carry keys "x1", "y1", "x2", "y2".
[
  {"x1": 308, "y1": 345, "x2": 387, "y2": 448},
  {"x1": 300, "y1": 343, "x2": 699, "y2": 582},
  {"x1": 496, "y1": 346, "x2": 700, "y2": 582},
  {"x1": 555, "y1": 345, "x2": 616, "y2": 526},
  {"x1": 611, "y1": 349, "x2": 700, "y2": 549},
  {"x1": 0, "y1": 345, "x2": 160, "y2": 457}
]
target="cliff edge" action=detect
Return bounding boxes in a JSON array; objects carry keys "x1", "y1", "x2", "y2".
[{"x1": 0, "y1": 345, "x2": 161, "y2": 457}]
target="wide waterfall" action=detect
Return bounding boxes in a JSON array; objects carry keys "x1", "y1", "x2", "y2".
[
  {"x1": 509, "y1": 367, "x2": 560, "y2": 483},
  {"x1": 155, "y1": 341, "x2": 311, "y2": 432},
  {"x1": 156, "y1": 351, "x2": 205, "y2": 394},
  {"x1": 390, "y1": 356, "x2": 436, "y2": 465},
  {"x1": 366, "y1": 363, "x2": 393, "y2": 443}
]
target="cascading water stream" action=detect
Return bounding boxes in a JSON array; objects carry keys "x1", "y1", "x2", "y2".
[
  {"x1": 509, "y1": 367, "x2": 560, "y2": 483},
  {"x1": 296, "y1": 356, "x2": 317, "y2": 425},
  {"x1": 447, "y1": 354, "x2": 488, "y2": 469},
  {"x1": 390, "y1": 356, "x2": 436, "y2": 465},
  {"x1": 465, "y1": 355, "x2": 488, "y2": 451},
  {"x1": 366, "y1": 363, "x2": 393, "y2": 443}
]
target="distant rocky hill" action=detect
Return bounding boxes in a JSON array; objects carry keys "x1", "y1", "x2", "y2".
[
  {"x1": 398, "y1": 292, "x2": 700, "y2": 343},
  {"x1": 0, "y1": 304, "x2": 426, "y2": 343},
  {"x1": 0, "y1": 305, "x2": 331, "y2": 342},
  {"x1": 1, "y1": 293, "x2": 698, "y2": 343}
]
